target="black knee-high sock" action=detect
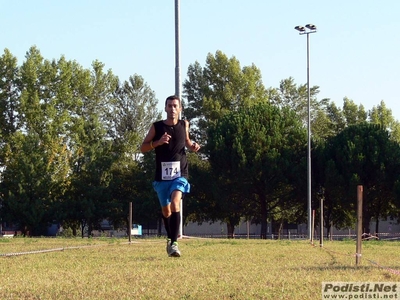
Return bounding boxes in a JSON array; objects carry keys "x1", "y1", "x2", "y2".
[
  {"x1": 162, "y1": 215, "x2": 171, "y2": 240},
  {"x1": 170, "y1": 211, "x2": 181, "y2": 244}
]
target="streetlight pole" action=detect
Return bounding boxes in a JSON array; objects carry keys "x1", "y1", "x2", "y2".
[
  {"x1": 174, "y1": 0, "x2": 184, "y2": 238},
  {"x1": 175, "y1": 0, "x2": 181, "y2": 99},
  {"x1": 294, "y1": 24, "x2": 317, "y2": 241}
]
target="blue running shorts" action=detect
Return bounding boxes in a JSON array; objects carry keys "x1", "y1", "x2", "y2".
[{"x1": 152, "y1": 177, "x2": 191, "y2": 207}]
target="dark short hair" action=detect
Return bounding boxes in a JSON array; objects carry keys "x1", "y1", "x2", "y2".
[{"x1": 165, "y1": 95, "x2": 181, "y2": 107}]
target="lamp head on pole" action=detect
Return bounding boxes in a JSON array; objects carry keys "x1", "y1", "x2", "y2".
[
  {"x1": 306, "y1": 24, "x2": 317, "y2": 32},
  {"x1": 294, "y1": 25, "x2": 305, "y2": 32},
  {"x1": 295, "y1": 24, "x2": 317, "y2": 35}
]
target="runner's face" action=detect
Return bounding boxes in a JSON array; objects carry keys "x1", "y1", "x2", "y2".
[{"x1": 165, "y1": 99, "x2": 181, "y2": 120}]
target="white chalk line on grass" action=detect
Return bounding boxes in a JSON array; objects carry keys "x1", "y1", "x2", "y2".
[
  {"x1": 0, "y1": 237, "x2": 206, "y2": 257},
  {"x1": 0, "y1": 247, "x2": 66, "y2": 257},
  {"x1": 0, "y1": 239, "x2": 162, "y2": 257},
  {"x1": 0, "y1": 235, "x2": 253, "y2": 257},
  {"x1": 180, "y1": 235, "x2": 214, "y2": 240}
]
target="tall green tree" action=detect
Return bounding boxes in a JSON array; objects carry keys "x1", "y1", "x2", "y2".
[
  {"x1": 313, "y1": 97, "x2": 367, "y2": 142},
  {"x1": 369, "y1": 100, "x2": 400, "y2": 143},
  {"x1": 63, "y1": 60, "x2": 119, "y2": 236},
  {"x1": 207, "y1": 103, "x2": 306, "y2": 238},
  {"x1": 107, "y1": 75, "x2": 161, "y2": 231},
  {"x1": 110, "y1": 74, "x2": 161, "y2": 161},
  {"x1": 183, "y1": 50, "x2": 269, "y2": 144},
  {"x1": 342, "y1": 97, "x2": 367, "y2": 125},
  {"x1": 1, "y1": 131, "x2": 70, "y2": 235},
  {"x1": 0, "y1": 49, "x2": 21, "y2": 224},
  {"x1": 183, "y1": 153, "x2": 217, "y2": 227},
  {"x1": 314, "y1": 143, "x2": 356, "y2": 236},
  {"x1": 315, "y1": 123, "x2": 400, "y2": 234},
  {"x1": 0, "y1": 49, "x2": 21, "y2": 145},
  {"x1": 1, "y1": 47, "x2": 73, "y2": 235},
  {"x1": 267, "y1": 77, "x2": 330, "y2": 142}
]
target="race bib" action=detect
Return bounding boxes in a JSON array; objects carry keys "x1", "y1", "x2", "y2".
[{"x1": 161, "y1": 161, "x2": 181, "y2": 180}]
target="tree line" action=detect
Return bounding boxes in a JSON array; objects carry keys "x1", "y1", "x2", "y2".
[{"x1": 1, "y1": 47, "x2": 399, "y2": 238}]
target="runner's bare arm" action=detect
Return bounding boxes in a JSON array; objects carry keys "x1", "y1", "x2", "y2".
[{"x1": 184, "y1": 120, "x2": 200, "y2": 152}]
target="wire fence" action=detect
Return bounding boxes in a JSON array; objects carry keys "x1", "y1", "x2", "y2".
[
  {"x1": 309, "y1": 235, "x2": 400, "y2": 277},
  {"x1": 177, "y1": 232, "x2": 400, "y2": 241}
]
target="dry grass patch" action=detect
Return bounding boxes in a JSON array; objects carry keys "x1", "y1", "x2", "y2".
[{"x1": 1, "y1": 238, "x2": 399, "y2": 299}]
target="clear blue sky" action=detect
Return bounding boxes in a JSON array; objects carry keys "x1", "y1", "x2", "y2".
[{"x1": 2, "y1": 1, "x2": 399, "y2": 120}]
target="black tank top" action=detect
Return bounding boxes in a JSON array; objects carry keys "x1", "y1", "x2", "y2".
[{"x1": 153, "y1": 120, "x2": 188, "y2": 181}]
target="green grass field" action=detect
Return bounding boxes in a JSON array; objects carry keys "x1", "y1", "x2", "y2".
[{"x1": 1, "y1": 237, "x2": 399, "y2": 299}]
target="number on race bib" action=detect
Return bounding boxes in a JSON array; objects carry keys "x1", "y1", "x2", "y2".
[
  {"x1": 161, "y1": 161, "x2": 181, "y2": 180},
  {"x1": 164, "y1": 167, "x2": 179, "y2": 176}
]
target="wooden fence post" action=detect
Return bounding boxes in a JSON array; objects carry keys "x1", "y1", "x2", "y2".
[
  {"x1": 356, "y1": 185, "x2": 363, "y2": 265},
  {"x1": 128, "y1": 202, "x2": 132, "y2": 243},
  {"x1": 320, "y1": 196, "x2": 324, "y2": 247}
]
